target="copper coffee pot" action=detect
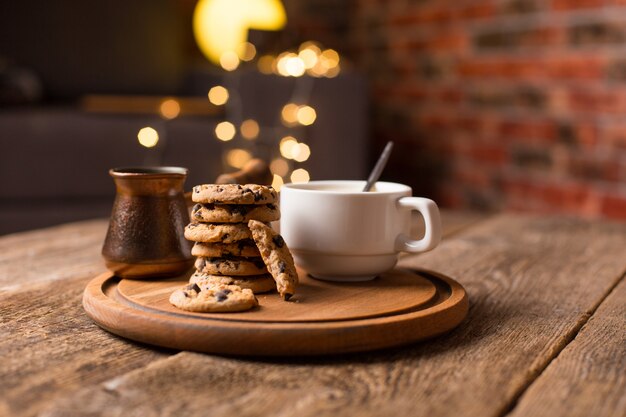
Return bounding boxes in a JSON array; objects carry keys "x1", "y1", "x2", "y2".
[{"x1": 102, "y1": 167, "x2": 194, "y2": 279}]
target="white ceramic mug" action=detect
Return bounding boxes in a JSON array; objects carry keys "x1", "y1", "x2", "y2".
[{"x1": 280, "y1": 180, "x2": 442, "y2": 281}]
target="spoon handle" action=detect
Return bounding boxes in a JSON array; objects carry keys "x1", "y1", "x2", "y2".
[{"x1": 363, "y1": 141, "x2": 394, "y2": 192}]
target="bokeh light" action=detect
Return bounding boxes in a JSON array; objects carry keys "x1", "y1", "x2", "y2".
[
  {"x1": 239, "y1": 42, "x2": 257, "y2": 61},
  {"x1": 292, "y1": 143, "x2": 311, "y2": 162},
  {"x1": 208, "y1": 86, "x2": 229, "y2": 105},
  {"x1": 290, "y1": 168, "x2": 310, "y2": 183},
  {"x1": 296, "y1": 105, "x2": 317, "y2": 126},
  {"x1": 226, "y1": 148, "x2": 252, "y2": 168},
  {"x1": 220, "y1": 51, "x2": 240, "y2": 71},
  {"x1": 281, "y1": 103, "x2": 299, "y2": 125},
  {"x1": 257, "y1": 55, "x2": 275, "y2": 74},
  {"x1": 215, "y1": 121, "x2": 236, "y2": 141},
  {"x1": 270, "y1": 158, "x2": 289, "y2": 176},
  {"x1": 137, "y1": 127, "x2": 159, "y2": 148},
  {"x1": 159, "y1": 99, "x2": 181, "y2": 120},
  {"x1": 240, "y1": 119, "x2": 259, "y2": 140},
  {"x1": 271, "y1": 174, "x2": 284, "y2": 191},
  {"x1": 279, "y1": 136, "x2": 298, "y2": 159}
]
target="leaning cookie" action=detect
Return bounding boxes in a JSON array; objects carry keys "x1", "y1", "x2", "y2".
[
  {"x1": 191, "y1": 203, "x2": 280, "y2": 223},
  {"x1": 248, "y1": 220, "x2": 298, "y2": 300},
  {"x1": 169, "y1": 283, "x2": 258, "y2": 313},
  {"x1": 191, "y1": 241, "x2": 261, "y2": 258},
  {"x1": 192, "y1": 184, "x2": 278, "y2": 205},
  {"x1": 190, "y1": 272, "x2": 276, "y2": 293},
  {"x1": 184, "y1": 223, "x2": 252, "y2": 243},
  {"x1": 195, "y1": 256, "x2": 268, "y2": 276}
]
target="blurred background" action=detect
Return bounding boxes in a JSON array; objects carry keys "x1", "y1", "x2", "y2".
[{"x1": 1, "y1": 0, "x2": 625, "y2": 235}]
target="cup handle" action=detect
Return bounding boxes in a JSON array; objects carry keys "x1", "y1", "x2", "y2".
[{"x1": 395, "y1": 197, "x2": 442, "y2": 253}]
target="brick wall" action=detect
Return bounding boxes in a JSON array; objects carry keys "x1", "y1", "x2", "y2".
[{"x1": 349, "y1": 0, "x2": 626, "y2": 219}]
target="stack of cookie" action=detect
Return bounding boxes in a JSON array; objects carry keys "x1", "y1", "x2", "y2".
[{"x1": 170, "y1": 184, "x2": 298, "y2": 313}]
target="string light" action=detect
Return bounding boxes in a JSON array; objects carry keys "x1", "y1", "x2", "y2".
[
  {"x1": 279, "y1": 136, "x2": 298, "y2": 159},
  {"x1": 281, "y1": 103, "x2": 299, "y2": 125},
  {"x1": 257, "y1": 55, "x2": 275, "y2": 74},
  {"x1": 226, "y1": 148, "x2": 252, "y2": 168},
  {"x1": 159, "y1": 98, "x2": 181, "y2": 119},
  {"x1": 296, "y1": 105, "x2": 316, "y2": 126},
  {"x1": 270, "y1": 158, "x2": 289, "y2": 176},
  {"x1": 208, "y1": 86, "x2": 229, "y2": 105},
  {"x1": 137, "y1": 127, "x2": 159, "y2": 148},
  {"x1": 290, "y1": 168, "x2": 310, "y2": 183},
  {"x1": 292, "y1": 143, "x2": 311, "y2": 162},
  {"x1": 215, "y1": 121, "x2": 236, "y2": 141},
  {"x1": 239, "y1": 42, "x2": 256, "y2": 61},
  {"x1": 271, "y1": 174, "x2": 284, "y2": 191},
  {"x1": 240, "y1": 119, "x2": 259, "y2": 140},
  {"x1": 220, "y1": 51, "x2": 240, "y2": 71}
]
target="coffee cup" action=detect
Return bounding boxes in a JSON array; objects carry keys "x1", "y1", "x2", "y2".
[{"x1": 280, "y1": 180, "x2": 441, "y2": 281}]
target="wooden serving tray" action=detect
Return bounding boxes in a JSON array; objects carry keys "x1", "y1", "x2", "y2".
[{"x1": 83, "y1": 268, "x2": 468, "y2": 356}]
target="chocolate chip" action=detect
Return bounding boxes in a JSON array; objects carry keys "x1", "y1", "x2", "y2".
[
  {"x1": 192, "y1": 283, "x2": 201, "y2": 293},
  {"x1": 283, "y1": 293, "x2": 293, "y2": 301},
  {"x1": 193, "y1": 186, "x2": 199, "y2": 193},
  {"x1": 215, "y1": 290, "x2": 229, "y2": 302},
  {"x1": 237, "y1": 185, "x2": 242, "y2": 189},
  {"x1": 217, "y1": 186, "x2": 224, "y2": 192},
  {"x1": 184, "y1": 292, "x2": 190, "y2": 298},
  {"x1": 223, "y1": 289, "x2": 232, "y2": 294},
  {"x1": 278, "y1": 261, "x2": 286, "y2": 274},
  {"x1": 221, "y1": 233, "x2": 230, "y2": 241},
  {"x1": 272, "y1": 235, "x2": 285, "y2": 248},
  {"x1": 267, "y1": 204, "x2": 277, "y2": 210},
  {"x1": 253, "y1": 191, "x2": 263, "y2": 202},
  {"x1": 253, "y1": 258, "x2": 266, "y2": 269}
]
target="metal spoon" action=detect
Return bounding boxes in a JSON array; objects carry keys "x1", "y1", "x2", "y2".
[{"x1": 363, "y1": 141, "x2": 394, "y2": 192}]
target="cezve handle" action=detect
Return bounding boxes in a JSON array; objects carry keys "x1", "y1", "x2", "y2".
[{"x1": 395, "y1": 197, "x2": 442, "y2": 253}]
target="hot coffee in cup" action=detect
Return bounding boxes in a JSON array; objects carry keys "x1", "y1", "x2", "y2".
[{"x1": 280, "y1": 181, "x2": 441, "y2": 281}]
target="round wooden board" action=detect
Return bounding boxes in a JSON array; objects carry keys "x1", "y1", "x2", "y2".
[{"x1": 83, "y1": 268, "x2": 468, "y2": 356}]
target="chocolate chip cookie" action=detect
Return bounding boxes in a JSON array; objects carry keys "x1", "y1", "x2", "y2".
[
  {"x1": 190, "y1": 272, "x2": 276, "y2": 293},
  {"x1": 191, "y1": 240, "x2": 261, "y2": 258},
  {"x1": 248, "y1": 220, "x2": 298, "y2": 300},
  {"x1": 191, "y1": 203, "x2": 280, "y2": 223},
  {"x1": 169, "y1": 283, "x2": 258, "y2": 313},
  {"x1": 184, "y1": 223, "x2": 252, "y2": 243},
  {"x1": 195, "y1": 256, "x2": 268, "y2": 276},
  {"x1": 192, "y1": 184, "x2": 278, "y2": 205}
]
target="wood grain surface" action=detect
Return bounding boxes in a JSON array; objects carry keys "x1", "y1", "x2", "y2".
[
  {"x1": 2, "y1": 212, "x2": 625, "y2": 417},
  {"x1": 509, "y1": 276, "x2": 626, "y2": 417}
]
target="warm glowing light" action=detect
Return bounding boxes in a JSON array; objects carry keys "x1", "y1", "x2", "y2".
[
  {"x1": 208, "y1": 86, "x2": 229, "y2": 105},
  {"x1": 137, "y1": 127, "x2": 159, "y2": 148},
  {"x1": 257, "y1": 55, "x2": 275, "y2": 74},
  {"x1": 279, "y1": 136, "x2": 298, "y2": 159},
  {"x1": 296, "y1": 105, "x2": 317, "y2": 126},
  {"x1": 239, "y1": 42, "x2": 257, "y2": 61},
  {"x1": 270, "y1": 158, "x2": 289, "y2": 176},
  {"x1": 226, "y1": 148, "x2": 252, "y2": 168},
  {"x1": 276, "y1": 53, "x2": 305, "y2": 77},
  {"x1": 281, "y1": 103, "x2": 299, "y2": 125},
  {"x1": 290, "y1": 168, "x2": 310, "y2": 183},
  {"x1": 292, "y1": 143, "x2": 311, "y2": 162},
  {"x1": 215, "y1": 121, "x2": 236, "y2": 141},
  {"x1": 240, "y1": 119, "x2": 259, "y2": 140},
  {"x1": 321, "y1": 49, "x2": 340, "y2": 68},
  {"x1": 285, "y1": 56, "x2": 305, "y2": 77},
  {"x1": 271, "y1": 174, "x2": 284, "y2": 191},
  {"x1": 298, "y1": 48, "x2": 318, "y2": 69},
  {"x1": 192, "y1": 0, "x2": 287, "y2": 65},
  {"x1": 325, "y1": 64, "x2": 341, "y2": 78},
  {"x1": 220, "y1": 51, "x2": 240, "y2": 71},
  {"x1": 159, "y1": 99, "x2": 181, "y2": 120}
]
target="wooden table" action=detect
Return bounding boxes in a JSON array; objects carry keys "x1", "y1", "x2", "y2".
[{"x1": 1, "y1": 212, "x2": 625, "y2": 417}]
